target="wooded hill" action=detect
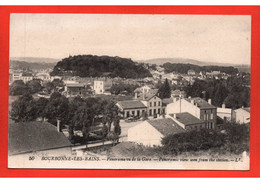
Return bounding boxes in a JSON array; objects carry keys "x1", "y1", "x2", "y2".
[
  {"x1": 50, "y1": 55, "x2": 152, "y2": 78},
  {"x1": 162, "y1": 62, "x2": 239, "y2": 75}
]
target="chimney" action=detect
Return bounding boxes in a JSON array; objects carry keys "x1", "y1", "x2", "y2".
[
  {"x1": 173, "y1": 97, "x2": 177, "y2": 103},
  {"x1": 222, "y1": 104, "x2": 226, "y2": 108},
  {"x1": 57, "y1": 119, "x2": 61, "y2": 132},
  {"x1": 208, "y1": 99, "x2": 212, "y2": 105},
  {"x1": 173, "y1": 113, "x2": 177, "y2": 118},
  {"x1": 191, "y1": 99, "x2": 194, "y2": 105}
]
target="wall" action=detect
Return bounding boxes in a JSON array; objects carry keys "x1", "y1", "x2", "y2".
[
  {"x1": 146, "y1": 96, "x2": 163, "y2": 116},
  {"x1": 94, "y1": 81, "x2": 104, "y2": 94},
  {"x1": 234, "y1": 109, "x2": 250, "y2": 124},
  {"x1": 128, "y1": 121, "x2": 163, "y2": 146}
]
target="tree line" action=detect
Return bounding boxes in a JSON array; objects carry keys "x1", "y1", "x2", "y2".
[
  {"x1": 162, "y1": 62, "x2": 239, "y2": 75},
  {"x1": 9, "y1": 79, "x2": 64, "y2": 96},
  {"x1": 10, "y1": 92, "x2": 121, "y2": 146},
  {"x1": 184, "y1": 75, "x2": 250, "y2": 108},
  {"x1": 51, "y1": 55, "x2": 152, "y2": 79}
]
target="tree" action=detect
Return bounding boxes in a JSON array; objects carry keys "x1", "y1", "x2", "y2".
[
  {"x1": 26, "y1": 79, "x2": 42, "y2": 94},
  {"x1": 67, "y1": 96, "x2": 85, "y2": 141},
  {"x1": 52, "y1": 79, "x2": 64, "y2": 92},
  {"x1": 158, "y1": 78, "x2": 171, "y2": 99},
  {"x1": 45, "y1": 92, "x2": 69, "y2": 128},
  {"x1": 103, "y1": 100, "x2": 121, "y2": 132},
  {"x1": 73, "y1": 105, "x2": 93, "y2": 147},
  {"x1": 9, "y1": 80, "x2": 30, "y2": 96},
  {"x1": 34, "y1": 97, "x2": 49, "y2": 121},
  {"x1": 10, "y1": 93, "x2": 37, "y2": 122},
  {"x1": 43, "y1": 82, "x2": 55, "y2": 94}
]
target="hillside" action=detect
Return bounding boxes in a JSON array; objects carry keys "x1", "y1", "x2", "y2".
[
  {"x1": 10, "y1": 60, "x2": 56, "y2": 71},
  {"x1": 50, "y1": 55, "x2": 152, "y2": 78},
  {"x1": 162, "y1": 62, "x2": 239, "y2": 75},
  {"x1": 10, "y1": 57, "x2": 59, "y2": 63}
]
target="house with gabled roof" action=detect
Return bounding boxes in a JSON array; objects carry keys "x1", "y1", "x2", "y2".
[
  {"x1": 127, "y1": 112, "x2": 206, "y2": 146},
  {"x1": 233, "y1": 107, "x2": 250, "y2": 124},
  {"x1": 9, "y1": 122, "x2": 72, "y2": 157},
  {"x1": 128, "y1": 117, "x2": 185, "y2": 146},
  {"x1": 166, "y1": 97, "x2": 217, "y2": 129},
  {"x1": 116, "y1": 100, "x2": 147, "y2": 118}
]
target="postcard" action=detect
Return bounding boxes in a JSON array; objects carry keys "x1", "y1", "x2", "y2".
[{"x1": 8, "y1": 13, "x2": 251, "y2": 170}]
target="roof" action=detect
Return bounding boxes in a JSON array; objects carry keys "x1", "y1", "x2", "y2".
[
  {"x1": 243, "y1": 107, "x2": 250, "y2": 113},
  {"x1": 234, "y1": 107, "x2": 250, "y2": 114},
  {"x1": 185, "y1": 97, "x2": 216, "y2": 109},
  {"x1": 171, "y1": 89, "x2": 186, "y2": 96},
  {"x1": 217, "y1": 107, "x2": 232, "y2": 114},
  {"x1": 9, "y1": 122, "x2": 72, "y2": 155},
  {"x1": 162, "y1": 98, "x2": 173, "y2": 105},
  {"x1": 147, "y1": 118, "x2": 186, "y2": 136},
  {"x1": 169, "y1": 112, "x2": 205, "y2": 126},
  {"x1": 66, "y1": 83, "x2": 85, "y2": 87},
  {"x1": 137, "y1": 89, "x2": 159, "y2": 101},
  {"x1": 117, "y1": 100, "x2": 147, "y2": 110}
]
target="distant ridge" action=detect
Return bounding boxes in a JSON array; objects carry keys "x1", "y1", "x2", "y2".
[
  {"x1": 138, "y1": 57, "x2": 250, "y2": 67},
  {"x1": 138, "y1": 57, "x2": 251, "y2": 73},
  {"x1": 10, "y1": 57, "x2": 60, "y2": 63}
]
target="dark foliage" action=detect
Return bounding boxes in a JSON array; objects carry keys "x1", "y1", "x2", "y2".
[
  {"x1": 158, "y1": 78, "x2": 171, "y2": 99},
  {"x1": 185, "y1": 76, "x2": 250, "y2": 108},
  {"x1": 10, "y1": 93, "x2": 37, "y2": 122},
  {"x1": 162, "y1": 62, "x2": 239, "y2": 75},
  {"x1": 110, "y1": 83, "x2": 139, "y2": 95},
  {"x1": 50, "y1": 55, "x2": 152, "y2": 78},
  {"x1": 161, "y1": 129, "x2": 226, "y2": 155},
  {"x1": 9, "y1": 80, "x2": 30, "y2": 96}
]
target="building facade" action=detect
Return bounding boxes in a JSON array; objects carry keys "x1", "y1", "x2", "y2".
[{"x1": 166, "y1": 97, "x2": 217, "y2": 129}]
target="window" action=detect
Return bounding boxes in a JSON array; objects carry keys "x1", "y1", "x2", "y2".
[
  {"x1": 150, "y1": 102, "x2": 152, "y2": 107},
  {"x1": 127, "y1": 111, "x2": 130, "y2": 117},
  {"x1": 204, "y1": 114, "x2": 206, "y2": 120},
  {"x1": 137, "y1": 110, "x2": 140, "y2": 116},
  {"x1": 210, "y1": 122, "x2": 213, "y2": 129},
  {"x1": 154, "y1": 109, "x2": 157, "y2": 114},
  {"x1": 158, "y1": 101, "x2": 160, "y2": 106},
  {"x1": 154, "y1": 102, "x2": 156, "y2": 106},
  {"x1": 158, "y1": 109, "x2": 161, "y2": 114},
  {"x1": 132, "y1": 111, "x2": 135, "y2": 116},
  {"x1": 154, "y1": 97, "x2": 156, "y2": 99},
  {"x1": 149, "y1": 109, "x2": 152, "y2": 116},
  {"x1": 210, "y1": 113, "x2": 213, "y2": 119}
]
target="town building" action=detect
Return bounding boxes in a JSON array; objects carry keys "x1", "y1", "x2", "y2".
[
  {"x1": 35, "y1": 72, "x2": 52, "y2": 82},
  {"x1": 187, "y1": 69, "x2": 196, "y2": 76},
  {"x1": 116, "y1": 100, "x2": 147, "y2": 118},
  {"x1": 20, "y1": 73, "x2": 34, "y2": 83},
  {"x1": 136, "y1": 89, "x2": 163, "y2": 117},
  {"x1": 233, "y1": 107, "x2": 250, "y2": 124},
  {"x1": 128, "y1": 118, "x2": 185, "y2": 146},
  {"x1": 217, "y1": 104, "x2": 232, "y2": 121},
  {"x1": 171, "y1": 89, "x2": 186, "y2": 98},
  {"x1": 166, "y1": 97, "x2": 217, "y2": 129},
  {"x1": 8, "y1": 122, "x2": 72, "y2": 165},
  {"x1": 64, "y1": 83, "x2": 86, "y2": 97},
  {"x1": 93, "y1": 80, "x2": 112, "y2": 95},
  {"x1": 127, "y1": 112, "x2": 205, "y2": 146}
]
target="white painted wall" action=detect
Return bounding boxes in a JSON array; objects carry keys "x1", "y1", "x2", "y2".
[
  {"x1": 234, "y1": 109, "x2": 250, "y2": 124},
  {"x1": 128, "y1": 121, "x2": 163, "y2": 146}
]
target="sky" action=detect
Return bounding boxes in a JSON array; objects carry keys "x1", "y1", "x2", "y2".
[{"x1": 10, "y1": 14, "x2": 251, "y2": 65}]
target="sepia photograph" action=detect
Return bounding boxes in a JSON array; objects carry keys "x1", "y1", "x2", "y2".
[{"x1": 8, "y1": 13, "x2": 251, "y2": 170}]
